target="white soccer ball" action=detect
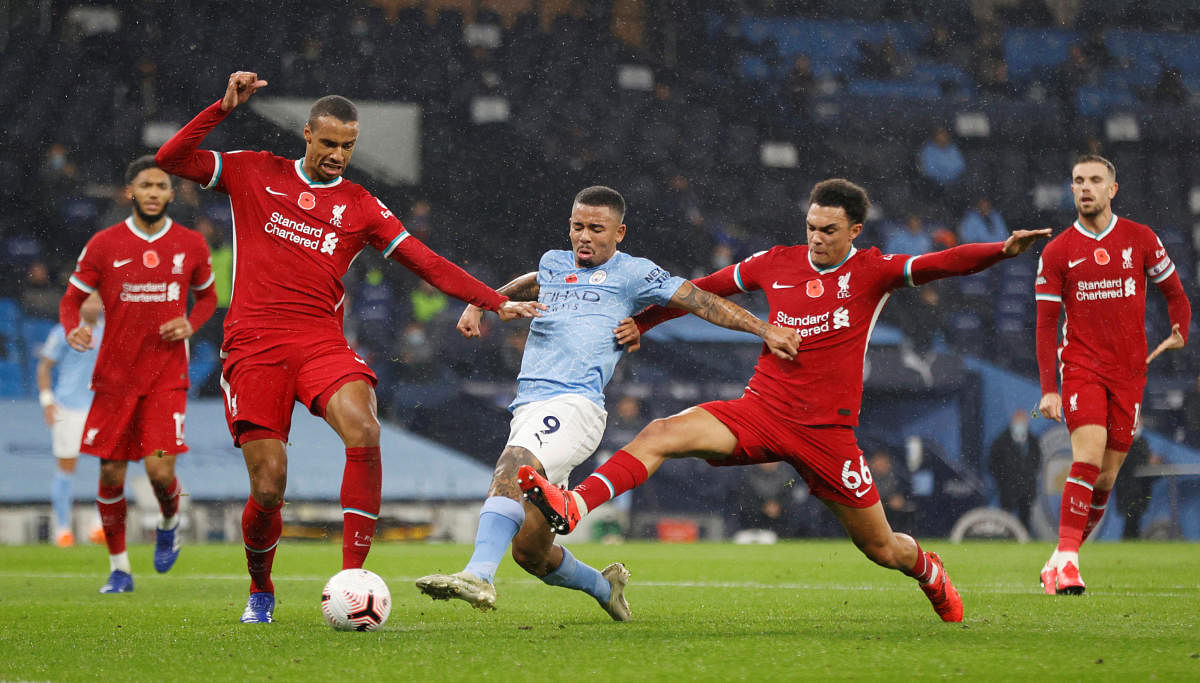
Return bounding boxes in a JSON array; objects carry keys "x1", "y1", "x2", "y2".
[{"x1": 320, "y1": 569, "x2": 392, "y2": 631}]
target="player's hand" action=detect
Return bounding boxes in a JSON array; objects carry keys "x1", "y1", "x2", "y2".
[
  {"x1": 614, "y1": 317, "x2": 642, "y2": 352},
  {"x1": 762, "y1": 324, "x2": 800, "y2": 361},
  {"x1": 457, "y1": 305, "x2": 484, "y2": 338},
  {"x1": 1001, "y1": 228, "x2": 1053, "y2": 256},
  {"x1": 1146, "y1": 323, "x2": 1186, "y2": 365},
  {"x1": 65, "y1": 325, "x2": 93, "y2": 352},
  {"x1": 1036, "y1": 392, "x2": 1063, "y2": 423},
  {"x1": 496, "y1": 300, "x2": 547, "y2": 322},
  {"x1": 221, "y1": 71, "x2": 268, "y2": 112},
  {"x1": 159, "y1": 317, "x2": 194, "y2": 342},
  {"x1": 42, "y1": 404, "x2": 56, "y2": 426}
]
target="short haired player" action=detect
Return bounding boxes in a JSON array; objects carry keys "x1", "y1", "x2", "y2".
[
  {"x1": 1034, "y1": 155, "x2": 1190, "y2": 595},
  {"x1": 154, "y1": 72, "x2": 543, "y2": 623},
  {"x1": 415, "y1": 186, "x2": 798, "y2": 619},
  {"x1": 521, "y1": 178, "x2": 1052, "y2": 622},
  {"x1": 59, "y1": 155, "x2": 218, "y2": 593}
]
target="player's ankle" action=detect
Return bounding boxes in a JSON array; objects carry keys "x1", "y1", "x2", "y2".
[{"x1": 571, "y1": 491, "x2": 589, "y2": 516}]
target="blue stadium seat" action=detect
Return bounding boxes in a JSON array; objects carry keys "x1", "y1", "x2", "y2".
[
  {"x1": 1002, "y1": 27, "x2": 1080, "y2": 83},
  {"x1": 0, "y1": 360, "x2": 24, "y2": 397}
]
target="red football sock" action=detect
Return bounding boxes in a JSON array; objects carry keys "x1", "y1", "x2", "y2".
[
  {"x1": 1057, "y1": 462, "x2": 1100, "y2": 553},
  {"x1": 341, "y1": 446, "x2": 382, "y2": 570},
  {"x1": 152, "y1": 477, "x2": 182, "y2": 520},
  {"x1": 97, "y1": 484, "x2": 127, "y2": 555},
  {"x1": 1081, "y1": 487, "x2": 1111, "y2": 543},
  {"x1": 575, "y1": 450, "x2": 649, "y2": 512},
  {"x1": 902, "y1": 539, "x2": 937, "y2": 584},
  {"x1": 242, "y1": 496, "x2": 282, "y2": 594}
]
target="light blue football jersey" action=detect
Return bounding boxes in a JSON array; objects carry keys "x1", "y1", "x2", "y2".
[
  {"x1": 40, "y1": 322, "x2": 102, "y2": 411},
  {"x1": 511, "y1": 250, "x2": 686, "y2": 410}
]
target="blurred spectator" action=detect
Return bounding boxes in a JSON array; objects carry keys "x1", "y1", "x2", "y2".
[
  {"x1": 868, "y1": 449, "x2": 913, "y2": 530},
  {"x1": 39, "y1": 143, "x2": 77, "y2": 191},
  {"x1": 604, "y1": 394, "x2": 646, "y2": 449},
  {"x1": 978, "y1": 60, "x2": 1020, "y2": 100},
  {"x1": 1151, "y1": 64, "x2": 1189, "y2": 106},
  {"x1": 987, "y1": 410, "x2": 1041, "y2": 530},
  {"x1": 396, "y1": 321, "x2": 438, "y2": 382},
  {"x1": 918, "y1": 24, "x2": 961, "y2": 64},
  {"x1": 406, "y1": 199, "x2": 433, "y2": 243},
  {"x1": 98, "y1": 183, "x2": 134, "y2": 229},
  {"x1": 730, "y1": 461, "x2": 798, "y2": 538},
  {"x1": 917, "y1": 127, "x2": 966, "y2": 190},
  {"x1": 958, "y1": 197, "x2": 1009, "y2": 244},
  {"x1": 409, "y1": 278, "x2": 449, "y2": 324},
  {"x1": 21, "y1": 261, "x2": 60, "y2": 320},
  {"x1": 171, "y1": 180, "x2": 203, "y2": 227},
  {"x1": 885, "y1": 214, "x2": 933, "y2": 255},
  {"x1": 1113, "y1": 428, "x2": 1160, "y2": 539},
  {"x1": 857, "y1": 35, "x2": 908, "y2": 80},
  {"x1": 1180, "y1": 374, "x2": 1200, "y2": 448},
  {"x1": 897, "y1": 282, "x2": 949, "y2": 356},
  {"x1": 784, "y1": 54, "x2": 814, "y2": 116},
  {"x1": 1052, "y1": 44, "x2": 1098, "y2": 118}
]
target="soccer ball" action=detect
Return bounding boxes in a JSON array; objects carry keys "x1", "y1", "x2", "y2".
[{"x1": 320, "y1": 569, "x2": 392, "y2": 631}]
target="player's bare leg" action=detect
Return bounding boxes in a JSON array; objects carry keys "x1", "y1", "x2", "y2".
[
  {"x1": 143, "y1": 451, "x2": 182, "y2": 573},
  {"x1": 826, "y1": 500, "x2": 963, "y2": 622},
  {"x1": 521, "y1": 407, "x2": 736, "y2": 533},
  {"x1": 324, "y1": 380, "x2": 383, "y2": 570},
  {"x1": 240, "y1": 437, "x2": 287, "y2": 623},
  {"x1": 97, "y1": 459, "x2": 133, "y2": 593},
  {"x1": 1044, "y1": 424, "x2": 1106, "y2": 595}
]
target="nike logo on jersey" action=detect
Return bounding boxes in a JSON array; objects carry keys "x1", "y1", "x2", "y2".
[
  {"x1": 113, "y1": 258, "x2": 133, "y2": 268},
  {"x1": 1068, "y1": 258, "x2": 1086, "y2": 268},
  {"x1": 771, "y1": 282, "x2": 796, "y2": 289},
  {"x1": 265, "y1": 186, "x2": 287, "y2": 196}
]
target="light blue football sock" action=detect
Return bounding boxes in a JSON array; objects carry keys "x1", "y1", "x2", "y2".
[
  {"x1": 541, "y1": 546, "x2": 611, "y2": 604},
  {"x1": 463, "y1": 496, "x2": 525, "y2": 584},
  {"x1": 51, "y1": 470, "x2": 72, "y2": 532}
]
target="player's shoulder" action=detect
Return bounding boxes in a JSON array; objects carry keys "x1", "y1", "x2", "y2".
[
  {"x1": 609, "y1": 250, "x2": 662, "y2": 273},
  {"x1": 539, "y1": 249, "x2": 572, "y2": 268}
]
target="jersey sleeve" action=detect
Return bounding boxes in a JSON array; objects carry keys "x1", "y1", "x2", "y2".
[
  {"x1": 67, "y1": 238, "x2": 103, "y2": 296},
  {"x1": 155, "y1": 100, "x2": 231, "y2": 190},
  {"x1": 40, "y1": 326, "x2": 67, "y2": 363},
  {"x1": 361, "y1": 193, "x2": 407, "y2": 255},
  {"x1": 190, "y1": 236, "x2": 216, "y2": 292},
  {"x1": 1034, "y1": 242, "x2": 1064, "y2": 393},
  {"x1": 907, "y1": 241, "x2": 1008, "y2": 287},
  {"x1": 627, "y1": 258, "x2": 687, "y2": 309},
  {"x1": 633, "y1": 263, "x2": 743, "y2": 333},
  {"x1": 1144, "y1": 228, "x2": 1192, "y2": 344}
]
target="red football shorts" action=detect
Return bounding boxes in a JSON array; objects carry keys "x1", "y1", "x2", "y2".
[
  {"x1": 220, "y1": 328, "x2": 377, "y2": 446},
  {"x1": 1060, "y1": 366, "x2": 1145, "y2": 452},
  {"x1": 699, "y1": 394, "x2": 880, "y2": 508},
  {"x1": 80, "y1": 389, "x2": 189, "y2": 461}
]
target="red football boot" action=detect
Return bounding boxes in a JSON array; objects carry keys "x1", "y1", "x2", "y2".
[
  {"x1": 920, "y1": 552, "x2": 964, "y2": 622},
  {"x1": 517, "y1": 465, "x2": 581, "y2": 534}
]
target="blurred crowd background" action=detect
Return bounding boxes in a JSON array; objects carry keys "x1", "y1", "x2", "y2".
[{"x1": 2, "y1": 0, "x2": 1200, "y2": 538}]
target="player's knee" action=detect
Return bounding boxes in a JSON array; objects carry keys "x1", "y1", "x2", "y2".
[
  {"x1": 634, "y1": 417, "x2": 684, "y2": 456},
  {"x1": 341, "y1": 414, "x2": 380, "y2": 447},
  {"x1": 856, "y1": 538, "x2": 899, "y2": 568}
]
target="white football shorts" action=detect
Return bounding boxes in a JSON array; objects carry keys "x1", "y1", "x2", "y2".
[
  {"x1": 506, "y1": 394, "x2": 607, "y2": 487},
  {"x1": 51, "y1": 404, "x2": 89, "y2": 459}
]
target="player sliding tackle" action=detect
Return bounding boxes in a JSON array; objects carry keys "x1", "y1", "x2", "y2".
[
  {"x1": 155, "y1": 71, "x2": 544, "y2": 624},
  {"x1": 522, "y1": 178, "x2": 1052, "y2": 623},
  {"x1": 416, "y1": 186, "x2": 798, "y2": 619}
]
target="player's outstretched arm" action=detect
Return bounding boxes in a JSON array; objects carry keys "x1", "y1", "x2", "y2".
[
  {"x1": 1147, "y1": 323, "x2": 1186, "y2": 365},
  {"x1": 667, "y1": 281, "x2": 799, "y2": 360},
  {"x1": 1001, "y1": 228, "x2": 1053, "y2": 256},
  {"x1": 221, "y1": 71, "x2": 268, "y2": 112}
]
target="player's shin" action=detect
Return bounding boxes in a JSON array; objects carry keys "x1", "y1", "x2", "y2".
[
  {"x1": 341, "y1": 446, "x2": 382, "y2": 569},
  {"x1": 152, "y1": 476, "x2": 182, "y2": 528},
  {"x1": 541, "y1": 546, "x2": 611, "y2": 604},
  {"x1": 242, "y1": 495, "x2": 282, "y2": 593},
  {"x1": 464, "y1": 496, "x2": 525, "y2": 583},
  {"x1": 575, "y1": 449, "x2": 649, "y2": 514},
  {"x1": 1057, "y1": 462, "x2": 1099, "y2": 552},
  {"x1": 1081, "y1": 488, "x2": 1110, "y2": 543},
  {"x1": 96, "y1": 484, "x2": 127, "y2": 558}
]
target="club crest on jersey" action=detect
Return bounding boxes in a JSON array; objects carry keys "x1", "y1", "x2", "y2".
[
  {"x1": 171, "y1": 253, "x2": 185, "y2": 274},
  {"x1": 589, "y1": 270, "x2": 607, "y2": 285},
  {"x1": 1094, "y1": 247, "x2": 1110, "y2": 266},
  {"x1": 143, "y1": 249, "x2": 160, "y2": 268},
  {"x1": 806, "y1": 279, "x2": 824, "y2": 298},
  {"x1": 564, "y1": 274, "x2": 578, "y2": 284},
  {"x1": 1121, "y1": 247, "x2": 1133, "y2": 269},
  {"x1": 298, "y1": 191, "x2": 317, "y2": 211},
  {"x1": 331, "y1": 204, "x2": 346, "y2": 227},
  {"x1": 837, "y1": 272, "x2": 851, "y2": 299}
]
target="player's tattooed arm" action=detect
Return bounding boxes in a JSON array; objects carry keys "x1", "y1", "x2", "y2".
[
  {"x1": 457, "y1": 272, "x2": 542, "y2": 338},
  {"x1": 496, "y1": 272, "x2": 540, "y2": 301},
  {"x1": 669, "y1": 281, "x2": 799, "y2": 360}
]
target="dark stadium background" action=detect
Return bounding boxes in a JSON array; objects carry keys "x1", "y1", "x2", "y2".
[{"x1": 1, "y1": 0, "x2": 1198, "y2": 542}]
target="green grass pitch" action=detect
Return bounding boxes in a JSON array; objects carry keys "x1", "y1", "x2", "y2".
[{"x1": 1, "y1": 540, "x2": 1196, "y2": 681}]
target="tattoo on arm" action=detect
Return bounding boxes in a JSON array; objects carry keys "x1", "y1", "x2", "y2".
[
  {"x1": 671, "y1": 282, "x2": 767, "y2": 337},
  {"x1": 497, "y1": 272, "x2": 540, "y2": 302}
]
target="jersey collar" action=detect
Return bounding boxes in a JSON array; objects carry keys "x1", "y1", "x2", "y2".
[
  {"x1": 1072, "y1": 214, "x2": 1117, "y2": 241},
  {"x1": 124, "y1": 216, "x2": 174, "y2": 243},
  {"x1": 809, "y1": 246, "x2": 857, "y2": 274},
  {"x1": 293, "y1": 159, "x2": 344, "y2": 188}
]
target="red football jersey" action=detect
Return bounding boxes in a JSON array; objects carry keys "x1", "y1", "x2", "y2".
[
  {"x1": 68, "y1": 217, "x2": 214, "y2": 394},
  {"x1": 1035, "y1": 215, "x2": 1177, "y2": 386},
  {"x1": 202, "y1": 150, "x2": 406, "y2": 342},
  {"x1": 637, "y1": 241, "x2": 1011, "y2": 427}
]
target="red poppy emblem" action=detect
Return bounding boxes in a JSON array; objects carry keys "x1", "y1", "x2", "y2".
[
  {"x1": 298, "y1": 191, "x2": 316, "y2": 211},
  {"x1": 143, "y1": 250, "x2": 160, "y2": 268},
  {"x1": 1094, "y1": 247, "x2": 1110, "y2": 265},
  {"x1": 564, "y1": 274, "x2": 578, "y2": 283},
  {"x1": 806, "y1": 279, "x2": 824, "y2": 298}
]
